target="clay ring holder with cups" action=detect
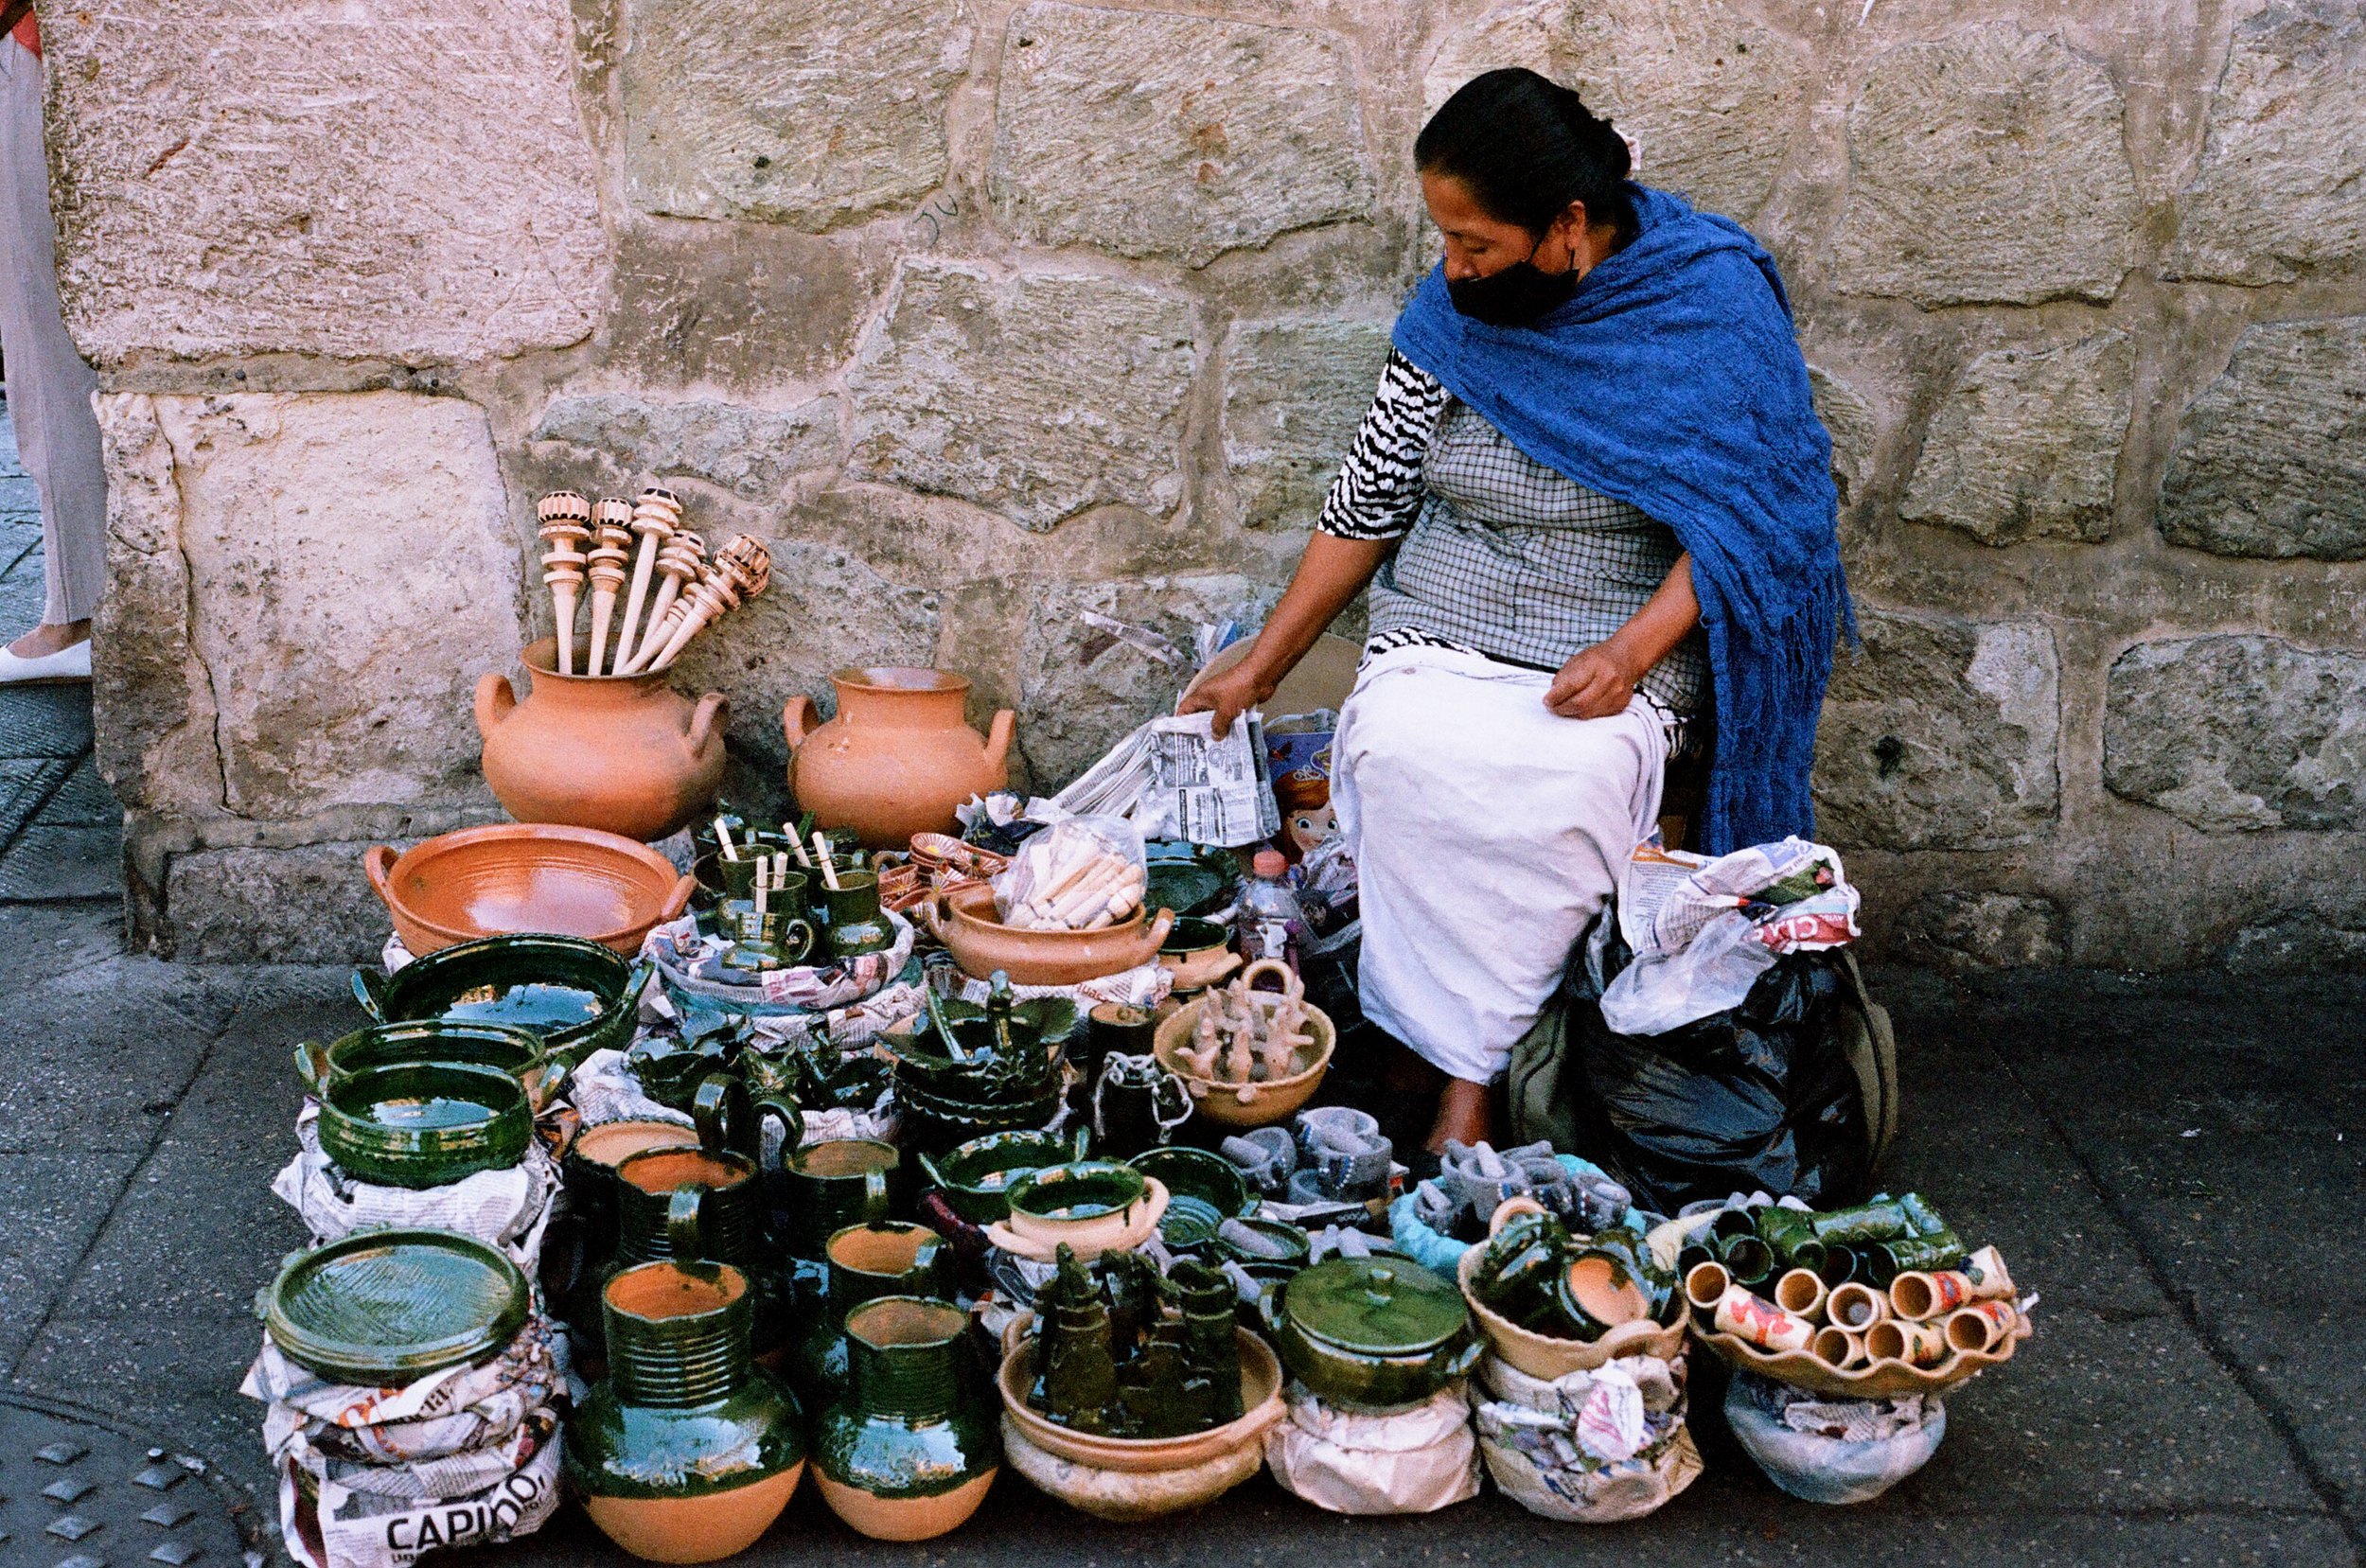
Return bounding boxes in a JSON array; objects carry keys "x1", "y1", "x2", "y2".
[{"x1": 1460, "y1": 1196, "x2": 1686, "y2": 1380}]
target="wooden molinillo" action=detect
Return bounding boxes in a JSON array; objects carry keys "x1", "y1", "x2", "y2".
[{"x1": 535, "y1": 485, "x2": 770, "y2": 678}]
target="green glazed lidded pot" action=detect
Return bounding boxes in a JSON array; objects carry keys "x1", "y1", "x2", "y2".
[
  {"x1": 812, "y1": 1296, "x2": 999, "y2": 1542},
  {"x1": 567, "y1": 1260, "x2": 807, "y2": 1564},
  {"x1": 821, "y1": 870, "x2": 895, "y2": 960},
  {"x1": 1262, "y1": 1256, "x2": 1480, "y2": 1409},
  {"x1": 788, "y1": 1222, "x2": 951, "y2": 1404}
]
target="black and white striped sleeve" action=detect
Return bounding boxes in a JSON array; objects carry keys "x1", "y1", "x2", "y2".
[{"x1": 1315, "y1": 350, "x2": 1449, "y2": 541}]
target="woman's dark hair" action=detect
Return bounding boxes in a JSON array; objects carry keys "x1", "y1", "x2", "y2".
[{"x1": 1415, "y1": 67, "x2": 1636, "y2": 241}]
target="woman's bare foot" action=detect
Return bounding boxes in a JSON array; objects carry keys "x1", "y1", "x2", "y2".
[
  {"x1": 1424, "y1": 1076, "x2": 1497, "y2": 1154},
  {"x1": 8, "y1": 619, "x2": 89, "y2": 659}
]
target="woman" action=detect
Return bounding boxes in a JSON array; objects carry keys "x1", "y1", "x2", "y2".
[
  {"x1": 0, "y1": 0, "x2": 104, "y2": 683},
  {"x1": 1182, "y1": 69, "x2": 1846, "y2": 1154}
]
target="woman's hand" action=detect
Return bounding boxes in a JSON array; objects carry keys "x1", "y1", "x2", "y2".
[
  {"x1": 1177, "y1": 659, "x2": 1274, "y2": 738},
  {"x1": 1545, "y1": 643, "x2": 1641, "y2": 719}
]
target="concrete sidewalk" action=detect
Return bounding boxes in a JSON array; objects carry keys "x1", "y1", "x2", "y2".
[
  {"x1": 2, "y1": 886, "x2": 2359, "y2": 1564},
  {"x1": 0, "y1": 414, "x2": 2359, "y2": 1565}
]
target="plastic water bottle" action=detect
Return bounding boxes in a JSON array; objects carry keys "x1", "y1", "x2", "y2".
[{"x1": 1237, "y1": 849, "x2": 1306, "y2": 973}]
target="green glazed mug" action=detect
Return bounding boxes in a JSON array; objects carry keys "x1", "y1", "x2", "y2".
[{"x1": 782, "y1": 1137, "x2": 901, "y2": 1259}]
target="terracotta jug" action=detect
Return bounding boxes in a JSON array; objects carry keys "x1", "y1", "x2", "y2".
[
  {"x1": 477, "y1": 637, "x2": 728, "y2": 842},
  {"x1": 785, "y1": 668, "x2": 1014, "y2": 849}
]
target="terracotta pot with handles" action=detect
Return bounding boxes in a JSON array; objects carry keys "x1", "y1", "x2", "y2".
[
  {"x1": 477, "y1": 637, "x2": 728, "y2": 841},
  {"x1": 785, "y1": 668, "x2": 1015, "y2": 849}
]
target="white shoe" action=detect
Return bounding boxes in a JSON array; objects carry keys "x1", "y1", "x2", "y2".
[{"x1": 0, "y1": 639, "x2": 92, "y2": 684}]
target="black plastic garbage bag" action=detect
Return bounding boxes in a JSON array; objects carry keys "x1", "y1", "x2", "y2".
[{"x1": 1508, "y1": 914, "x2": 1898, "y2": 1213}]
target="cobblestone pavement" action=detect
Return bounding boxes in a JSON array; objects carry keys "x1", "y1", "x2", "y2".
[{"x1": 0, "y1": 402, "x2": 2359, "y2": 1566}]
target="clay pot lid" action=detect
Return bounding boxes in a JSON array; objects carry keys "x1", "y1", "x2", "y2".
[
  {"x1": 1284, "y1": 1257, "x2": 1469, "y2": 1357},
  {"x1": 263, "y1": 1229, "x2": 529, "y2": 1385}
]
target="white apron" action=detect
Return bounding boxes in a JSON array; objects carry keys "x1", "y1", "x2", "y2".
[{"x1": 1332, "y1": 644, "x2": 1665, "y2": 1084}]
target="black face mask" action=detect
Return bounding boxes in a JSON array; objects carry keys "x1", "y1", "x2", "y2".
[{"x1": 1446, "y1": 239, "x2": 1579, "y2": 328}]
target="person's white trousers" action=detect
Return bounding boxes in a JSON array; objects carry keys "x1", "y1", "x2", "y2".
[
  {"x1": 0, "y1": 38, "x2": 105, "y2": 626},
  {"x1": 1333, "y1": 644, "x2": 1666, "y2": 1084}
]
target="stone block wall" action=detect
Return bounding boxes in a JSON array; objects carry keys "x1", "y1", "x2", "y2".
[{"x1": 37, "y1": 0, "x2": 2366, "y2": 968}]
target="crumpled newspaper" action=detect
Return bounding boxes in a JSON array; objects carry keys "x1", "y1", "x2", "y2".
[
  {"x1": 274, "y1": 1410, "x2": 562, "y2": 1568},
  {"x1": 272, "y1": 1106, "x2": 558, "y2": 1267},
  {"x1": 1473, "y1": 1352, "x2": 1701, "y2": 1523}
]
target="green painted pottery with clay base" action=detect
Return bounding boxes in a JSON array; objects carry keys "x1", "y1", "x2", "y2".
[
  {"x1": 1262, "y1": 1256, "x2": 1479, "y2": 1409},
  {"x1": 789, "y1": 1223, "x2": 952, "y2": 1404},
  {"x1": 1127, "y1": 1146, "x2": 1255, "y2": 1251},
  {"x1": 316, "y1": 1060, "x2": 533, "y2": 1189},
  {"x1": 916, "y1": 1126, "x2": 1091, "y2": 1225},
  {"x1": 581, "y1": 1147, "x2": 792, "y2": 1366},
  {"x1": 295, "y1": 1019, "x2": 567, "y2": 1115},
  {"x1": 812, "y1": 1296, "x2": 998, "y2": 1542},
  {"x1": 260, "y1": 1228, "x2": 529, "y2": 1386},
  {"x1": 1003, "y1": 1162, "x2": 1152, "y2": 1252},
  {"x1": 781, "y1": 1138, "x2": 904, "y2": 1260},
  {"x1": 567, "y1": 1261, "x2": 808, "y2": 1564},
  {"x1": 353, "y1": 933, "x2": 651, "y2": 1066}
]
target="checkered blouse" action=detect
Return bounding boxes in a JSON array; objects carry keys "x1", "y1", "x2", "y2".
[{"x1": 1317, "y1": 351, "x2": 1708, "y2": 725}]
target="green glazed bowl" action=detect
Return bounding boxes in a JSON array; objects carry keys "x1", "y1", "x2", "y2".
[
  {"x1": 260, "y1": 1228, "x2": 529, "y2": 1386},
  {"x1": 1004, "y1": 1160, "x2": 1153, "y2": 1249},
  {"x1": 1128, "y1": 1146, "x2": 1255, "y2": 1250},
  {"x1": 353, "y1": 933, "x2": 651, "y2": 1066},
  {"x1": 917, "y1": 1126, "x2": 1092, "y2": 1224},
  {"x1": 295, "y1": 1019, "x2": 567, "y2": 1114},
  {"x1": 317, "y1": 1059, "x2": 534, "y2": 1189}
]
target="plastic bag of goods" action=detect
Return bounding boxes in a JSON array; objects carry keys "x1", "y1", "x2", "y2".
[
  {"x1": 991, "y1": 816, "x2": 1148, "y2": 931},
  {"x1": 1724, "y1": 1368, "x2": 1947, "y2": 1505}
]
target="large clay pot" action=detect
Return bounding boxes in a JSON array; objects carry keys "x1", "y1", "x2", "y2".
[
  {"x1": 813, "y1": 1296, "x2": 999, "y2": 1541},
  {"x1": 785, "y1": 668, "x2": 1015, "y2": 850},
  {"x1": 568, "y1": 1260, "x2": 806, "y2": 1563},
  {"x1": 477, "y1": 637, "x2": 728, "y2": 841}
]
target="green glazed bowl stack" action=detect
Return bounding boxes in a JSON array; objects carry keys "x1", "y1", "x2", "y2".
[{"x1": 1128, "y1": 1146, "x2": 1256, "y2": 1250}]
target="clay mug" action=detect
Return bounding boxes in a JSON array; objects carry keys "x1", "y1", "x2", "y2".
[
  {"x1": 476, "y1": 636, "x2": 728, "y2": 842},
  {"x1": 784, "y1": 667, "x2": 1015, "y2": 850},
  {"x1": 781, "y1": 1137, "x2": 902, "y2": 1260}
]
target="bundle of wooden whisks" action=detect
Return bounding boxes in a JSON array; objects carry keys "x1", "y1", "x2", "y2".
[{"x1": 536, "y1": 486, "x2": 770, "y2": 677}]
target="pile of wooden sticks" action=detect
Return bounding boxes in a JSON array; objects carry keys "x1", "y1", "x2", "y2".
[{"x1": 536, "y1": 486, "x2": 770, "y2": 676}]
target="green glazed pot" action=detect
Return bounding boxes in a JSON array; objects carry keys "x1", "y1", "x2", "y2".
[
  {"x1": 567, "y1": 1260, "x2": 808, "y2": 1564},
  {"x1": 353, "y1": 933, "x2": 651, "y2": 1066},
  {"x1": 916, "y1": 1126, "x2": 1090, "y2": 1225},
  {"x1": 295, "y1": 1018, "x2": 566, "y2": 1115},
  {"x1": 1262, "y1": 1257, "x2": 1479, "y2": 1409},
  {"x1": 821, "y1": 872, "x2": 894, "y2": 960},
  {"x1": 812, "y1": 1296, "x2": 998, "y2": 1542},
  {"x1": 316, "y1": 1060, "x2": 532, "y2": 1189},
  {"x1": 789, "y1": 1223, "x2": 951, "y2": 1403}
]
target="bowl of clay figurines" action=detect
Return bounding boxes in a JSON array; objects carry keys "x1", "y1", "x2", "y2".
[{"x1": 1152, "y1": 960, "x2": 1334, "y2": 1129}]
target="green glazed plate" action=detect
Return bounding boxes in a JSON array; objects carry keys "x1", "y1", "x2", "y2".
[{"x1": 263, "y1": 1229, "x2": 529, "y2": 1386}]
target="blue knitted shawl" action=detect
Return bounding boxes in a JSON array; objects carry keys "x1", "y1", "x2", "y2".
[{"x1": 1391, "y1": 184, "x2": 1848, "y2": 854}]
